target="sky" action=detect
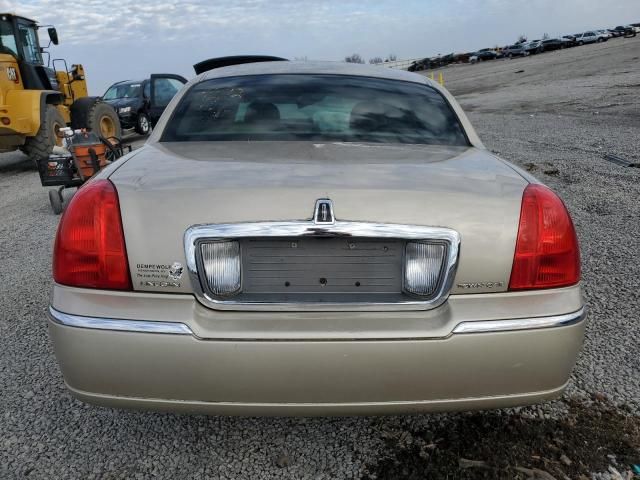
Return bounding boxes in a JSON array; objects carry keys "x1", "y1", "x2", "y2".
[{"x1": 3, "y1": 0, "x2": 639, "y2": 94}]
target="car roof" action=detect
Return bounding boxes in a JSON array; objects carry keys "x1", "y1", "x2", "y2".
[
  {"x1": 110, "y1": 80, "x2": 145, "y2": 87},
  {"x1": 199, "y1": 61, "x2": 433, "y2": 86}
]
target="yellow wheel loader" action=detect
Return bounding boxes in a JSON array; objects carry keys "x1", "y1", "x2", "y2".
[{"x1": 0, "y1": 13, "x2": 121, "y2": 164}]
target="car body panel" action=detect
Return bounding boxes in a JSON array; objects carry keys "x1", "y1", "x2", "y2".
[
  {"x1": 51, "y1": 283, "x2": 583, "y2": 340},
  {"x1": 109, "y1": 141, "x2": 527, "y2": 296},
  {"x1": 49, "y1": 310, "x2": 585, "y2": 415},
  {"x1": 49, "y1": 61, "x2": 585, "y2": 415}
]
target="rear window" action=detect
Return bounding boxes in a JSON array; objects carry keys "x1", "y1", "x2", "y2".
[{"x1": 161, "y1": 74, "x2": 469, "y2": 146}]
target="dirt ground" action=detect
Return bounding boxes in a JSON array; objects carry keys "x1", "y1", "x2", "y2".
[
  {"x1": 364, "y1": 398, "x2": 639, "y2": 480},
  {"x1": 361, "y1": 37, "x2": 640, "y2": 480}
]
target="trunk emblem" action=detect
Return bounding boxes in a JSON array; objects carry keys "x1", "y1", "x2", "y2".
[{"x1": 314, "y1": 199, "x2": 334, "y2": 224}]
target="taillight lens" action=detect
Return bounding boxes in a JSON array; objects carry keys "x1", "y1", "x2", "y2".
[
  {"x1": 53, "y1": 179, "x2": 132, "y2": 290},
  {"x1": 509, "y1": 184, "x2": 580, "y2": 290}
]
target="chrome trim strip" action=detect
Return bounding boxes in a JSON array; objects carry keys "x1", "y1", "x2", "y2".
[
  {"x1": 48, "y1": 307, "x2": 194, "y2": 335},
  {"x1": 49, "y1": 306, "x2": 585, "y2": 337},
  {"x1": 452, "y1": 307, "x2": 586, "y2": 334},
  {"x1": 184, "y1": 220, "x2": 461, "y2": 311}
]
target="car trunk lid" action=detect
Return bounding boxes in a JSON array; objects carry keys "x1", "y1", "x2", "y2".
[{"x1": 109, "y1": 141, "x2": 528, "y2": 297}]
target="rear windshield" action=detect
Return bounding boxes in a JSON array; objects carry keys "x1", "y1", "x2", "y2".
[{"x1": 161, "y1": 74, "x2": 469, "y2": 146}]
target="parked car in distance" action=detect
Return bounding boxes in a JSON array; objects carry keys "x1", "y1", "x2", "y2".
[
  {"x1": 629, "y1": 23, "x2": 640, "y2": 33},
  {"x1": 540, "y1": 38, "x2": 565, "y2": 51},
  {"x1": 503, "y1": 44, "x2": 529, "y2": 57},
  {"x1": 524, "y1": 40, "x2": 543, "y2": 54},
  {"x1": 610, "y1": 25, "x2": 636, "y2": 37},
  {"x1": 473, "y1": 48, "x2": 498, "y2": 61},
  {"x1": 596, "y1": 29, "x2": 612, "y2": 40},
  {"x1": 48, "y1": 58, "x2": 586, "y2": 416},
  {"x1": 575, "y1": 31, "x2": 608, "y2": 45},
  {"x1": 561, "y1": 35, "x2": 578, "y2": 46},
  {"x1": 102, "y1": 75, "x2": 187, "y2": 135}
]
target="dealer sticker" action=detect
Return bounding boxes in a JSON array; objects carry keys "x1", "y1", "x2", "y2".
[{"x1": 135, "y1": 262, "x2": 183, "y2": 287}]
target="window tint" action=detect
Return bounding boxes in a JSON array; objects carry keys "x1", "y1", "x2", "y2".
[
  {"x1": 152, "y1": 78, "x2": 183, "y2": 108},
  {"x1": 162, "y1": 74, "x2": 469, "y2": 146},
  {"x1": 0, "y1": 19, "x2": 18, "y2": 56},
  {"x1": 103, "y1": 83, "x2": 141, "y2": 100},
  {"x1": 17, "y1": 24, "x2": 42, "y2": 64}
]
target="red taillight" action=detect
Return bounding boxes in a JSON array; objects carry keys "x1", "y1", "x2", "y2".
[
  {"x1": 53, "y1": 179, "x2": 132, "y2": 290},
  {"x1": 509, "y1": 184, "x2": 580, "y2": 290}
]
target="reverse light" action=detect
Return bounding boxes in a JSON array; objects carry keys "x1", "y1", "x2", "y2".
[
  {"x1": 201, "y1": 241, "x2": 241, "y2": 296},
  {"x1": 509, "y1": 184, "x2": 580, "y2": 290},
  {"x1": 403, "y1": 241, "x2": 446, "y2": 297},
  {"x1": 53, "y1": 179, "x2": 132, "y2": 290}
]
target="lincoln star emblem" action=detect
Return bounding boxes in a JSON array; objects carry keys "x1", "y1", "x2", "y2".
[{"x1": 314, "y1": 199, "x2": 334, "y2": 224}]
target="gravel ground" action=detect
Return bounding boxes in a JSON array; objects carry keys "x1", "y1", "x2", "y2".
[{"x1": 1, "y1": 39, "x2": 639, "y2": 479}]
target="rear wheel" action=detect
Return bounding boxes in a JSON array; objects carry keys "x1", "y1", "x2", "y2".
[
  {"x1": 135, "y1": 113, "x2": 151, "y2": 135},
  {"x1": 21, "y1": 105, "x2": 65, "y2": 166},
  {"x1": 597, "y1": 38, "x2": 603, "y2": 43}
]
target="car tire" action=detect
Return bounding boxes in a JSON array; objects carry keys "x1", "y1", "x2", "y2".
[
  {"x1": 71, "y1": 98, "x2": 122, "y2": 139},
  {"x1": 21, "y1": 105, "x2": 65, "y2": 167},
  {"x1": 597, "y1": 38, "x2": 603, "y2": 43},
  {"x1": 49, "y1": 189, "x2": 64, "y2": 215},
  {"x1": 135, "y1": 113, "x2": 151, "y2": 135},
  {"x1": 578, "y1": 41, "x2": 584, "y2": 46}
]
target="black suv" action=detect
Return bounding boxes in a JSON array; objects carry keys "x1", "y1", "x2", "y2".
[
  {"x1": 102, "y1": 74, "x2": 187, "y2": 135},
  {"x1": 610, "y1": 25, "x2": 636, "y2": 37},
  {"x1": 473, "y1": 48, "x2": 498, "y2": 61},
  {"x1": 541, "y1": 38, "x2": 565, "y2": 51}
]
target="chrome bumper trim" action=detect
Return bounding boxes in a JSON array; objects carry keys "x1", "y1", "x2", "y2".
[
  {"x1": 452, "y1": 307, "x2": 586, "y2": 334},
  {"x1": 49, "y1": 306, "x2": 585, "y2": 337},
  {"x1": 48, "y1": 307, "x2": 194, "y2": 335},
  {"x1": 184, "y1": 220, "x2": 460, "y2": 312}
]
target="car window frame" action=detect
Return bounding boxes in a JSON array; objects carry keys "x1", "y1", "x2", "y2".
[{"x1": 158, "y1": 73, "x2": 472, "y2": 147}]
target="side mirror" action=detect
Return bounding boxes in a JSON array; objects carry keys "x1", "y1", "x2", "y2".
[{"x1": 48, "y1": 27, "x2": 59, "y2": 45}]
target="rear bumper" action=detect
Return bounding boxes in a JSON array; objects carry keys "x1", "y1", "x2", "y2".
[{"x1": 48, "y1": 306, "x2": 586, "y2": 416}]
